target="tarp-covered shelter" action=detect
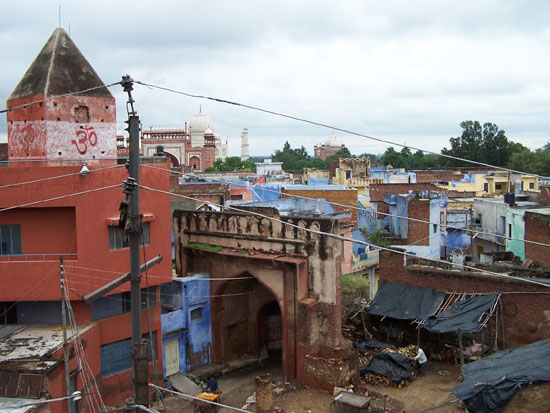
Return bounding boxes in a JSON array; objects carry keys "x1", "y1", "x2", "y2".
[
  {"x1": 422, "y1": 294, "x2": 498, "y2": 333},
  {"x1": 366, "y1": 281, "x2": 445, "y2": 320},
  {"x1": 452, "y1": 338, "x2": 550, "y2": 413},
  {"x1": 367, "y1": 281, "x2": 499, "y2": 334},
  {"x1": 359, "y1": 352, "x2": 414, "y2": 382}
]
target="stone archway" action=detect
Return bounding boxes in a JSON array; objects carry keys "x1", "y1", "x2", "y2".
[
  {"x1": 210, "y1": 269, "x2": 296, "y2": 379},
  {"x1": 189, "y1": 156, "x2": 201, "y2": 171},
  {"x1": 163, "y1": 151, "x2": 180, "y2": 168}
]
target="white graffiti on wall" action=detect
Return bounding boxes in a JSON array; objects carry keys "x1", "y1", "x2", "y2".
[{"x1": 8, "y1": 122, "x2": 47, "y2": 156}]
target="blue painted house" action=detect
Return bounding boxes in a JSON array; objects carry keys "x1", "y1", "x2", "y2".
[{"x1": 160, "y1": 274, "x2": 212, "y2": 378}]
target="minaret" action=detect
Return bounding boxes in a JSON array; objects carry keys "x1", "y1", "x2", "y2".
[
  {"x1": 240, "y1": 126, "x2": 249, "y2": 161},
  {"x1": 7, "y1": 28, "x2": 116, "y2": 164}
]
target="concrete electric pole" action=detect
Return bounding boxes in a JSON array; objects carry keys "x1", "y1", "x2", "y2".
[{"x1": 121, "y1": 75, "x2": 150, "y2": 407}]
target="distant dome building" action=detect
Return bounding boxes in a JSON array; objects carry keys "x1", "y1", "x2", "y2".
[
  {"x1": 189, "y1": 110, "x2": 215, "y2": 147},
  {"x1": 314, "y1": 133, "x2": 345, "y2": 160},
  {"x1": 140, "y1": 108, "x2": 228, "y2": 172}
]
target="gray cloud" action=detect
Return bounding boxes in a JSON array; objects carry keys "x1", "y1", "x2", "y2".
[{"x1": 1, "y1": 0, "x2": 549, "y2": 156}]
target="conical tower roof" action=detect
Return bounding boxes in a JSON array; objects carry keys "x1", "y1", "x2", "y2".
[{"x1": 8, "y1": 28, "x2": 112, "y2": 100}]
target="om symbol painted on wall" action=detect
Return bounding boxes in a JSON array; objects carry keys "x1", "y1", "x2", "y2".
[{"x1": 71, "y1": 126, "x2": 98, "y2": 155}]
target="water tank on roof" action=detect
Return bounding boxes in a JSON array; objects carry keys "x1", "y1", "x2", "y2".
[{"x1": 504, "y1": 192, "x2": 515, "y2": 206}]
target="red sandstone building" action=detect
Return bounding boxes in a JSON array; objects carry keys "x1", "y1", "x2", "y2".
[
  {"x1": 313, "y1": 134, "x2": 345, "y2": 160},
  {"x1": 0, "y1": 28, "x2": 172, "y2": 411}
]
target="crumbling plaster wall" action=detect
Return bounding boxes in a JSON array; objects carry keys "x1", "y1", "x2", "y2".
[{"x1": 173, "y1": 210, "x2": 341, "y2": 305}]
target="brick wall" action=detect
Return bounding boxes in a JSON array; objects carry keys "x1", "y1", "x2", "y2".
[
  {"x1": 282, "y1": 188, "x2": 358, "y2": 221},
  {"x1": 524, "y1": 211, "x2": 550, "y2": 267},
  {"x1": 0, "y1": 143, "x2": 7, "y2": 161},
  {"x1": 369, "y1": 183, "x2": 441, "y2": 202},
  {"x1": 539, "y1": 187, "x2": 550, "y2": 206},
  {"x1": 392, "y1": 198, "x2": 431, "y2": 245},
  {"x1": 379, "y1": 250, "x2": 550, "y2": 347},
  {"x1": 169, "y1": 176, "x2": 230, "y2": 207}
]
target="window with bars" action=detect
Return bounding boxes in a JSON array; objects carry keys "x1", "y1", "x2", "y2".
[
  {"x1": 108, "y1": 222, "x2": 149, "y2": 250},
  {"x1": 0, "y1": 225, "x2": 22, "y2": 255},
  {"x1": 100, "y1": 332, "x2": 157, "y2": 376}
]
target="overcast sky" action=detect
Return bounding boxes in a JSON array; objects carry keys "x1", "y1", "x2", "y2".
[{"x1": 1, "y1": 1, "x2": 549, "y2": 158}]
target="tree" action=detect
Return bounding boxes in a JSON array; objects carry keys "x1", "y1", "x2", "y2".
[
  {"x1": 204, "y1": 156, "x2": 256, "y2": 172},
  {"x1": 441, "y1": 121, "x2": 512, "y2": 167},
  {"x1": 325, "y1": 147, "x2": 352, "y2": 164},
  {"x1": 272, "y1": 140, "x2": 325, "y2": 170},
  {"x1": 380, "y1": 147, "x2": 401, "y2": 167}
]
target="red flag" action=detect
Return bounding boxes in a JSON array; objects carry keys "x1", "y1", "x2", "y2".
[{"x1": 253, "y1": 175, "x2": 265, "y2": 185}]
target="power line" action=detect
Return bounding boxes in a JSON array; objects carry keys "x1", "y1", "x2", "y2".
[
  {"x1": 63, "y1": 281, "x2": 106, "y2": 413},
  {"x1": 149, "y1": 383, "x2": 250, "y2": 413},
  {"x1": 0, "y1": 82, "x2": 121, "y2": 114},
  {"x1": 134, "y1": 80, "x2": 550, "y2": 180},
  {"x1": 140, "y1": 183, "x2": 550, "y2": 288},
  {"x1": 0, "y1": 184, "x2": 121, "y2": 212},
  {"x1": 0, "y1": 268, "x2": 58, "y2": 320},
  {"x1": 64, "y1": 266, "x2": 256, "y2": 282},
  {"x1": 140, "y1": 164, "x2": 550, "y2": 249},
  {"x1": 0, "y1": 164, "x2": 124, "y2": 190}
]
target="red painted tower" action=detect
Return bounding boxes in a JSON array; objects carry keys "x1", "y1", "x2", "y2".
[{"x1": 6, "y1": 28, "x2": 116, "y2": 164}]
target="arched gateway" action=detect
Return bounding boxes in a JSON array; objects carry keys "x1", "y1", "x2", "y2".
[{"x1": 174, "y1": 209, "x2": 353, "y2": 389}]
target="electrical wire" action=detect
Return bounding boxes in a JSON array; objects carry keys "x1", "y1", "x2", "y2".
[
  {"x1": 0, "y1": 164, "x2": 124, "y2": 190},
  {"x1": 141, "y1": 221, "x2": 160, "y2": 388},
  {"x1": 149, "y1": 383, "x2": 250, "y2": 413},
  {"x1": 63, "y1": 280, "x2": 106, "y2": 413},
  {"x1": 0, "y1": 268, "x2": 58, "y2": 321},
  {"x1": 134, "y1": 80, "x2": 550, "y2": 180},
  {"x1": 140, "y1": 183, "x2": 550, "y2": 288},
  {"x1": 140, "y1": 163, "x2": 550, "y2": 249},
  {"x1": 0, "y1": 81, "x2": 122, "y2": 114},
  {"x1": 0, "y1": 184, "x2": 122, "y2": 213}
]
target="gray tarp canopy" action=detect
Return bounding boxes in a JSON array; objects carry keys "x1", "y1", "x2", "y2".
[
  {"x1": 422, "y1": 294, "x2": 498, "y2": 333},
  {"x1": 366, "y1": 281, "x2": 445, "y2": 320},
  {"x1": 452, "y1": 338, "x2": 550, "y2": 413},
  {"x1": 366, "y1": 281, "x2": 497, "y2": 334}
]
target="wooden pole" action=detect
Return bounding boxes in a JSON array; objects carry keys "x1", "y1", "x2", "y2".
[
  {"x1": 458, "y1": 329, "x2": 465, "y2": 370},
  {"x1": 60, "y1": 256, "x2": 70, "y2": 412},
  {"x1": 494, "y1": 303, "x2": 499, "y2": 352},
  {"x1": 499, "y1": 300, "x2": 506, "y2": 350}
]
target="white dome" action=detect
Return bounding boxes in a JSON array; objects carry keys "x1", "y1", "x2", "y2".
[
  {"x1": 204, "y1": 127, "x2": 214, "y2": 135},
  {"x1": 325, "y1": 134, "x2": 342, "y2": 148},
  {"x1": 189, "y1": 111, "x2": 214, "y2": 134}
]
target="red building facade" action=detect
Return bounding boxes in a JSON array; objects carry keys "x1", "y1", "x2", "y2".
[
  {"x1": 1, "y1": 27, "x2": 172, "y2": 411},
  {"x1": 0, "y1": 163, "x2": 172, "y2": 411}
]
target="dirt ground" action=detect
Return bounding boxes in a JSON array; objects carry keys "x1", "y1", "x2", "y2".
[{"x1": 159, "y1": 360, "x2": 465, "y2": 412}]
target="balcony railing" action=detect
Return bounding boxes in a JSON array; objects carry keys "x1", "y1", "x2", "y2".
[{"x1": 0, "y1": 253, "x2": 77, "y2": 262}]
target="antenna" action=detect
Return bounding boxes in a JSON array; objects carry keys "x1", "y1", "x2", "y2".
[{"x1": 58, "y1": 5, "x2": 61, "y2": 28}]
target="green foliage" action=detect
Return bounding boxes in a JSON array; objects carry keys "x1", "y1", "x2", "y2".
[
  {"x1": 361, "y1": 228, "x2": 391, "y2": 248},
  {"x1": 272, "y1": 140, "x2": 329, "y2": 170},
  {"x1": 441, "y1": 121, "x2": 513, "y2": 167},
  {"x1": 379, "y1": 146, "x2": 442, "y2": 169},
  {"x1": 325, "y1": 147, "x2": 352, "y2": 163},
  {"x1": 509, "y1": 141, "x2": 550, "y2": 176},
  {"x1": 341, "y1": 273, "x2": 369, "y2": 295},
  {"x1": 204, "y1": 156, "x2": 256, "y2": 172}
]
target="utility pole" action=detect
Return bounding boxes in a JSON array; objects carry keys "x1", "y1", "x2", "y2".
[
  {"x1": 60, "y1": 256, "x2": 71, "y2": 412},
  {"x1": 121, "y1": 75, "x2": 149, "y2": 407}
]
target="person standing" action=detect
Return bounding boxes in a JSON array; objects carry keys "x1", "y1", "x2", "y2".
[{"x1": 415, "y1": 347, "x2": 428, "y2": 376}]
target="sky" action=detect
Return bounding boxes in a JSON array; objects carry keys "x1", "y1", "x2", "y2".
[{"x1": 1, "y1": 0, "x2": 549, "y2": 158}]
